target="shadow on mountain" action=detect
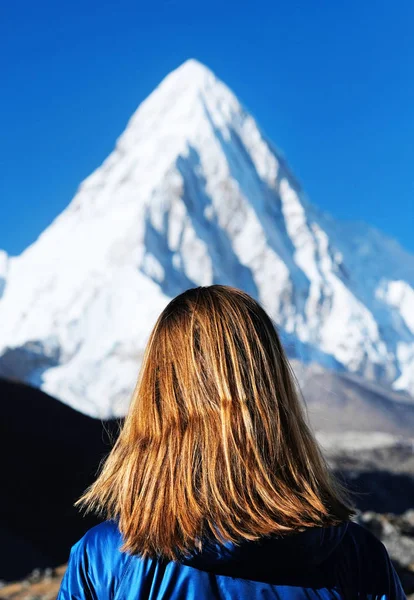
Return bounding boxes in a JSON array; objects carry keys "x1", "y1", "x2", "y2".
[
  {"x1": 0, "y1": 378, "x2": 118, "y2": 582},
  {"x1": 336, "y1": 469, "x2": 414, "y2": 514}
]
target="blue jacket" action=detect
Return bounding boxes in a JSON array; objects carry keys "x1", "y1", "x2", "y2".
[{"x1": 57, "y1": 520, "x2": 405, "y2": 599}]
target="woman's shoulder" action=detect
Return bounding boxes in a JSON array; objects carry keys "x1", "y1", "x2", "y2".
[
  {"x1": 58, "y1": 521, "x2": 132, "y2": 599},
  {"x1": 72, "y1": 520, "x2": 131, "y2": 578},
  {"x1": 342, "y1": 519, "x2": 390, "y2": 556},
  {"x1": 337, "y1": 519, "x2": 394, "y2": 569},
  {"x1": 77, "y1": 520, "x2": 123, "y2": 550},
  {"x1": 336, "y1": 520, "x2": 405, "y2": 596}
]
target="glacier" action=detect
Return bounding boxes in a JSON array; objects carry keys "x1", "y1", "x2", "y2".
[{"x1": 0, "y1": 58, "x2": 413, "y2": 418}]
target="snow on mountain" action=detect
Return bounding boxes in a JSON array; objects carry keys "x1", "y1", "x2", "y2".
[
  {"x1": 0, "y1": 250, "x2": 7, "y2": 300},
  {"x1": 0, "y1": 58, "x2": 413, "y2": 418}
]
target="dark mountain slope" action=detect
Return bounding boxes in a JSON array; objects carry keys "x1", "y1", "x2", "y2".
[{"x1": 0, "y1": 378, "x2": 117, "y2": 581}]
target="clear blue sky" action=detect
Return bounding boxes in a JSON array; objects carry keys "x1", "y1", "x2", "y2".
[{"x1": 1, "y1": 0, "x2": 413, "y2": 256}]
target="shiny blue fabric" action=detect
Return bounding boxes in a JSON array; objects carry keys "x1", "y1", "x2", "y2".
[{"x1": 57, "y1": 520, "x2": 405, "y2": 599}]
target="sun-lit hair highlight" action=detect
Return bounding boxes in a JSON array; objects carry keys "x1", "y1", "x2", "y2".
[{"x1": 78, "y1": 285, "x2": 354, "y2": 559}]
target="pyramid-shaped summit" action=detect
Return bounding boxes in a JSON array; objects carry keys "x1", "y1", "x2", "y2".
[
  {"x1": 0, "y1": 60, "x2": 413, "y2": 417},
  {"x1": 133, "y1": 58, "x2": 229, "y2": 111},
  {"x1": 158, "y1": 58, "x2": 216, "y2": 88},
  {"x1": 152, "y1": 58, "x2": 235, "y2": 107}
]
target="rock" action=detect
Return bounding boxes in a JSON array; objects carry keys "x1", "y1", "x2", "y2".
[
  {"x1": 357, "y1": 510, "x2": 414, "y2": 595},
  {"x1": 28, "y1": 569, "x2": 42, "y2": 584}
]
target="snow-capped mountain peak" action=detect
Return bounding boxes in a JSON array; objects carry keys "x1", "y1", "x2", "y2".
[
  {"x1": 0, "y1": 60, "x2": 413, "y2": 417},
  {"x1": 144, "y1": 58, "x2": 219, "y2": 102}
]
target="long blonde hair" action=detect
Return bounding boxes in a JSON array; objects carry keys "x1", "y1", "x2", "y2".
[{"x1": 78, "y1": 285, "x2": 353, "y2": 559}]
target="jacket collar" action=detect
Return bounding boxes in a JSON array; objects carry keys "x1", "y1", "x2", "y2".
[{"x1": 180, "y1": 522, "x2": 349, "y2": 582}]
